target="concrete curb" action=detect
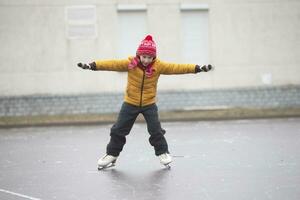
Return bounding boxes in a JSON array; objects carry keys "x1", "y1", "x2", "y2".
[{"x1": 1, "y1": 107, "x2": 300, "y2": 128}]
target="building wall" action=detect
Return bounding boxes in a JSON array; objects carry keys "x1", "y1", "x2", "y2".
[
  {"x1": 211, "y1": 0, "x2": 300, "y2": 88},
  {"x1": 0, "y1": 0, "x2": 299, "y2": 96}
]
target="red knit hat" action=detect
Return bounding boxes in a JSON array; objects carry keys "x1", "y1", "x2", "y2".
[{"x1": 136, "y1": 35, "x2": 157, "y2": 57}]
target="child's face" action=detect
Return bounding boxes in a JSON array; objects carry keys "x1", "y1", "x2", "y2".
[{"x1": 139, "y1": 55, "x2": 154, "y2": 67}]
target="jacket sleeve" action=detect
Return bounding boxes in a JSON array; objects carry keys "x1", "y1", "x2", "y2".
[
  {"x1": 94, "y1": 59, "x2": 129, "y2": 72},
  {"x1": 157, "y1": 60, "x2": 196, "y2": 75}
]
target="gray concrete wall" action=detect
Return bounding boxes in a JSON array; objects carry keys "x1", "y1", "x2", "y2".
[{"x1": 0, "y1": 0, "x2": 299, "y2": 96}]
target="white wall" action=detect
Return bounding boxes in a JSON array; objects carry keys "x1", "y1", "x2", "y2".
[
  {"x1": 0, "y1": 0, "x2": 299, "y2": 96},
  {"x1": 210, "y1": 0, "x2": 300, "y2": 88}
]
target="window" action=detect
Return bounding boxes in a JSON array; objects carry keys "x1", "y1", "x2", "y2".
[
  {"x1": 65, "y1": 5, "x2": 97, "y2": 39},
  {"x1": 181, "y1": 4, "x2": 209, "y2": 64},
  {"x1": 117, "y1": 4, "x2": 147, "y2": 58}
]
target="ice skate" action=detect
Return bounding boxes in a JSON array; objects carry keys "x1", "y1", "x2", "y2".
[
  {"x1": 158, "y1": 153, "x2": 172, "y2": 168},
  {"x1": 97, "y1": 154, "x2": 118, "y2": 170}
]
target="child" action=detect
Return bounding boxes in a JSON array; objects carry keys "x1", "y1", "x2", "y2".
[{"x1": 77, "y1": 35, "x2": 213, "y2": 169}]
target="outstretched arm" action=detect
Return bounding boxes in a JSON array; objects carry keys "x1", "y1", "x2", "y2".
[
  {"x1": 158, "y1": 60, "x2": 213, "y2": 74},
  {"x1": 77, "y1": 59, "x2": 129, "y2": 72}
]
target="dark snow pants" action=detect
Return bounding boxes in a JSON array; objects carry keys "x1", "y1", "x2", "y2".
[{"x1": 106, "y1": 102, "x2": 169, "y2": 156}]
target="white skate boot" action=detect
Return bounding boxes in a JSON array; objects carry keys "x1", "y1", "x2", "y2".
[
  {"x1": 158, "y1": 153, "x2": 172, "y2": 168},
  {"x1": 97, "y1": 154, "x2": 118, "y2": 170}
]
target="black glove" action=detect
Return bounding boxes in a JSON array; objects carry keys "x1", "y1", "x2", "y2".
[
  {"x1": 195, "y1": 64, "x2": 213, "y2": 73},
  {"x1": 77, "y1": 62, "x2": 96, "y2": 70}
]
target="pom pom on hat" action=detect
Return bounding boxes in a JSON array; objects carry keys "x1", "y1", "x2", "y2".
[
  {"x1": 136, "y1": 35, "x2": 157, "y2": 57},
  {"x1": 145, "y1": 35, "x2": 153, "y2": 41}
]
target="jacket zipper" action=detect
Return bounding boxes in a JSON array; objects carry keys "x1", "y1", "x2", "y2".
[{"x1": 139, "y1": 69, "x2": 146, "y2": 107}]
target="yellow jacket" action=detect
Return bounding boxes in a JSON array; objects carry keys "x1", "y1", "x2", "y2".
[{"x1": 95, "y1": 57, "x2": 196, "y2": 107}]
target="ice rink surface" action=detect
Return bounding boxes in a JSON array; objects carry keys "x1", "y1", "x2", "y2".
[{"x1": 0, "y1": 118, "x2": 299, "y2": 200}]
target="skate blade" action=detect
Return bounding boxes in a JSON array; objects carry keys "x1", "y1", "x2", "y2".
[
  {"x1": 163, "y1": 163, "x2": 171, "y2": 169},
  {"x1": 98, "y1": 162, "x2": 116, "y2": 170}
]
